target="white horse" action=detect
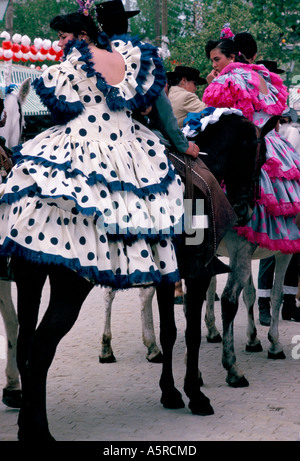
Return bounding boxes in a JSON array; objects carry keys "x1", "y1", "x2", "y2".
[
  {"x1": 0, "y1": 78, "x2": 30, "y2": 408},
  {"x1": 99, "y1": 286, "x2": 162, "y2": 363},
  {"x1": 0, "y1": 78, "x2": 30, "y2": 148},
  {"x1": 205, "y1": 232, "x2": 291, "y2": 387}
]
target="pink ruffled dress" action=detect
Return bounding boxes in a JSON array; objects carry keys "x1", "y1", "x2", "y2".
[{"x1": 203, "y1": 62, "x2": 300, "y2": 253}]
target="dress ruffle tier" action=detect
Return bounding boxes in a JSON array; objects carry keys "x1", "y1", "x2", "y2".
[
  {"x1": 203, "y1": 63, "x2": 300, "y2": 253},
  {"x1": 0, "y1": 37, "x2": 183, "y2": 287}
]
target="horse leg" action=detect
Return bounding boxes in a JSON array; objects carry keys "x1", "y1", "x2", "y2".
[
  {"x1": 139, "y1": 287, "x2": 162, "y2": 363},
  {"x1": 99, "y1": 287, "x2": 117, "y2": 363},
  {"x1": 243, "y1": 274, "x2": 263, "y2": 352},
  {"x1": 296, "y1": 255, "x2": 300, "y2": 307},
  {"x1": 268, "y1": 253, "x2": 292, "y2": 359},
  {"x1": 221, "y1": 235, "x2": 255, "y2": 387},
  {"x1": 205, "y1": 276, "x2": 222, "y2": 343},
  {"x1": 11, "y1": 257, "x2": 48, "y2": 439},
  {"x1": 184, "y1": 275, "x2": 214, "y2": 415},
  {"x1": 222, "y1": 289, "x2": 249, "y2": 387},
  {"x1": 156, "y1": 281, "x2": 185, "y2": 409},
  {"x1": 0, "y1": 280, "x2": 22, "y2": 408},
  {"x1": 296, "y1": 272, "x2": 300, "y2": 307},
  {"x1": 16, "y1": 262, "x2": 94, "y2": 441}
]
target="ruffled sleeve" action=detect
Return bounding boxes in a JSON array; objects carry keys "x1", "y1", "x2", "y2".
[
  {"x1": 106, "y1": 34, "x2": 167, "y2": 112},
  {"x1": 39, "y1": 37, "x2": 166, "y2": 116},
  {"x1": 203, "y1": 63, "x2": 288, "y2": 121},
  {"x1": 251, "y1": 64, "x2": 288, "y2": 115},
  {"x1": 32, "y1": 59, "x2": 84, "y2": 124}
]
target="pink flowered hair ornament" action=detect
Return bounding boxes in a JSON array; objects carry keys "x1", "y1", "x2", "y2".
[
  {"x1": 76, "y1": 0, "x2": 99, "y2": 27},
  {"x1": 220, "y1": 23, "x2": 235, "y2": 40},
  {"x1": 76, "y1": 0, "x2": 111, "y2": 49},
  {"x1": 76, "y1": 0, "x2": 95, "y2": 16}
]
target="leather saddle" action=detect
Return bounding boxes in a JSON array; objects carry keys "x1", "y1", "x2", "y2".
[{"x1": 166, "y1": 150, "x2": 237, "y2": 266}]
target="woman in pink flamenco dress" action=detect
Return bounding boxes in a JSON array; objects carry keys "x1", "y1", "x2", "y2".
[{"x1": 202, "y1": 26, "x2": 300, "y2": 254}]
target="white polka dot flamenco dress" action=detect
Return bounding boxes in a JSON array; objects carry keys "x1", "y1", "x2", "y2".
[{"x1": 0, "y1": 37, "x2": 184, "y2": 288}]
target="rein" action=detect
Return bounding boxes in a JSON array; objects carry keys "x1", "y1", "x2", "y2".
[{"x1": 184, "y1": 155, "x2": 194, "y2": 201}]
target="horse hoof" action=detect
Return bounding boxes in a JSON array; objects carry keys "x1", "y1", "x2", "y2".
[
  {"x1": 227, "y1": 376, "x2": 249, "y2": 388},
  {"x1": 188, "y1": 393, "x2": 214, "y2": 416},
  {"x1": 268, "y1": 350, "x2": 286, "y2": 360},
  {"x1": 246, "y1": 343, "x2": 263, "y2": 352},
  {"x1": 206, "y1": 334, "x2": 222, "y2": 343},
  {"x1": 99, "y1": 354, "x2": 117, "y2": 363},
  {"x1": 2, "y1": 389, "x2": 22, "y2": 409},
  {"x1": 147, "y1": 352, "x2": 163, "y2": 363},
  {"x1": 18, "y1": 428, "x2": 56, "y2": 442},
  {"x1": 161, "y1": 389, "x2": 185, "y2": 409}
]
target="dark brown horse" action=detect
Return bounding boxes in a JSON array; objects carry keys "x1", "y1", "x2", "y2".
[{"x1": 158, "y1": 112, "x2": 263, "y2": 415}]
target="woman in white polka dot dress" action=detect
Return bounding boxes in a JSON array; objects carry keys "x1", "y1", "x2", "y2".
[{"x1": 0, "y1": 11, "x2": 185, "y2": 440}]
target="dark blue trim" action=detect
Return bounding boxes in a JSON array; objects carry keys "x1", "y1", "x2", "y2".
[
  {"x1": 107, "y1": 35, "x2": 167, "y2": 112},
  {"x1": 9, "y1": 147, "x2": 178, "y2": 200},
  {"x1": 32, "y1": 40, "x2": 89, "y2": 125},
  {"x1": 59, "y1": 37, "x2": 166, "y2": 113},
  {"x1": 0, "y1": 239, "x2": 180, "y2": 288},
  {"x1": 0, "y1": 184, "x2": 183, "y2": 244},
  {"x1": 32, "y1": 77, "x2": 84, "y2": 125},
  {"x1": 183, "y1": 107, "x2": 216, "y2": 131},
  {"x1": 96, "y1": 219, "x2": 184, "y2": 244},
  {"x1": 5, "y1": 84, "x2": 17, "y2": 95},
  {"x1": 63, "y1": 39, "x2": 95, "y2": 76},
  {"x1": 32, "y1": 37, "x2": 166, "y2": 123},
  {"x1": 86, "y1": 159, "x2": 177, "y2": 197}
]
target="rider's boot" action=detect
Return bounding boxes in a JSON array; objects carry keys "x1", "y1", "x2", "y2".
[
  {"x1": 208, "y1": 256, "x2": 231, "y2": 276},
  {"x1": 282, "y1": 294, "x2": 300, "y2": 322},
  {"x1": 258, "y1": 297, "x2": 271, "y2": 326}
]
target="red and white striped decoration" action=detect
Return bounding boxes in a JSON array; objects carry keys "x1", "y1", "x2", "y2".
[{"x1": 0, "y1": 31, "x2": 63, "y2": 63}]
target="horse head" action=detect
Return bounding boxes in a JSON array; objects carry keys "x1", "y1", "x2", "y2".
[
  {"x1": 17, "y1": 78, "x2": 31, "y2": 107},
  {"x1": 0, "y1": 77, "x2": 31, "y2": 149}
]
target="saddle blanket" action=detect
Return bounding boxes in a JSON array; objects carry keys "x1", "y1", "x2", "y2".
[{"x1": 182, "y1": 107, "x2": 243, "y2": 137}]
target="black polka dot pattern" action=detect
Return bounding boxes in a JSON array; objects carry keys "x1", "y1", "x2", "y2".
[{"x1": 0, "y1": 38, "x2": 184, "y2": 288}]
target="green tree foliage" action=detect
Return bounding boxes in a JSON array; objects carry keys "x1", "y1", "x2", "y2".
[
  {"x1": 161, "y1": 0, "x2": 300, "y2": 95},
  {"x1": 0, "y1": 0, "x2": 79, "y2": 41},
  {"x1": 131, "y1": 0, "x2": 195, "y2": 43},
  {"x1": 1, "y1": 0, "x2": 299, "y2": 87}
]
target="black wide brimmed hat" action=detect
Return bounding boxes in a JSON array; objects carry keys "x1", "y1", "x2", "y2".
[
  {"x1": 256, "y1": 60, "x2": 285, "y2": 74},
  {"x1": 282, "y1": 107, "x2": 298, "y2": 123},
  {"x1": 96, "y1": 1, "x2": 140, "y2": 24},
  {"x1": 167, "y1": 66, "x2": 207, "y2": 85}
]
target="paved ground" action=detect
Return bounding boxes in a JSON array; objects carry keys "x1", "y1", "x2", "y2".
[{"x1": 0, "y1": 259, "x2": 300, "y2": 444}]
